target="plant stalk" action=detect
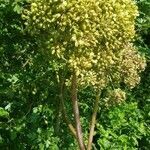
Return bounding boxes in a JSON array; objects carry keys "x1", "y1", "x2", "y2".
[
  {"x1": 71, "y1": 73, "x2": 85, "y2": 150},
  {"x1": 59, "y1": 78, "x2": 77, "y2": 138},
  {"x1": 87, "y1": 90, "x2": 100, "y2": 150}
]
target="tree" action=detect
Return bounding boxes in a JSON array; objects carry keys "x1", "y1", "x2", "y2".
[{"x1": 22, "y1": 0, "x2": 146, "y2": 149}]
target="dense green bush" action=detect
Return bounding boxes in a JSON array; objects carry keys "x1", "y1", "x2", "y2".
[
  {"x1": 134, "y1": 0, "x2": 150, "y2": 149},
  {"x1": 96, "y1": 102, "x2": 146, "y2": 149}
]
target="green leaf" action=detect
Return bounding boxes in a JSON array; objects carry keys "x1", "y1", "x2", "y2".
[
  {"x1": 0, "y1": 107, "x2": 9, "y2": 118},
  {"x1": 13, "y1": 4, "x2": 22, "y2": 14}
]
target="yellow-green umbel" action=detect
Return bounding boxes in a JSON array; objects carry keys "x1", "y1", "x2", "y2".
[{"x1": 23, "y1": 0, "x2": 145, "y2": 90}]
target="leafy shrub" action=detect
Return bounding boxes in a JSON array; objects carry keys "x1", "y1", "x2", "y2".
[{"x1": 97, "y1": 102, "x2": 146, "y2": 150}]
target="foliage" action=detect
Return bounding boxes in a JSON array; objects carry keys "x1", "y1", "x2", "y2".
[
  {"x1": 135, "y1": 0, "x2": 150, "y2": 55},
  {"x1": 0, "y1": 0, "x2": 60, "y2": 149},
  {"x1": 0, "y1": 108, "x2": 9, "y2": 118},
  {"x1": 96, "y1": 102, "x2": 146, "y2": 150},
  {"x1": 134, "y1": 0, "x2": 150, "y2": 149}
]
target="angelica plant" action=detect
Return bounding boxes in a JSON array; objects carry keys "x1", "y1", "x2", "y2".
[{"x1": 22, "y1": 0, "x2": 146, "y2": 149}]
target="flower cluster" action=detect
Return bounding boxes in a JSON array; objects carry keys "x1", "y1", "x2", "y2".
[
  {"x1": 105, "y1": 88, "x2": 126, "y2": 107},
  {"x1": 22, "y1": 0, "x2": 146, "y2": 89}
]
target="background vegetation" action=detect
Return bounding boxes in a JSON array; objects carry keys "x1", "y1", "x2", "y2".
[{"x1": 0, "y1": 0, "x2": 149, "y2": 149}]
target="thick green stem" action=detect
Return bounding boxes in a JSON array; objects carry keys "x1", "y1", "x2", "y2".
[
  {"x1": 87, "y1": 90, "x2": 100, "y2": 150},
  {"x1": 71, "y1": 73, "x2": 85, "y2": 150}
]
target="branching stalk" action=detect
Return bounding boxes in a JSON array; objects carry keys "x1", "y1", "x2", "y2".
[
  {"x1": 71, "y1": 73, "x2": 85, "y2": 150},
  {"x1": 59, "y1": 78, "x2": 77, "y2": 138},
  {"x1": 87, "y1": 90, "x2": 100, "y2": 150}
]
